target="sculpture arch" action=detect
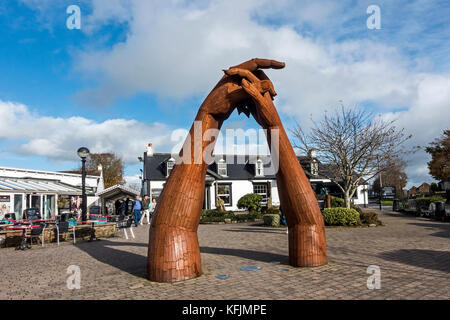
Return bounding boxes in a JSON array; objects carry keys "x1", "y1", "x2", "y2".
[{"x1": 147, "y1": 59, "x2": 327, "y2": 282}]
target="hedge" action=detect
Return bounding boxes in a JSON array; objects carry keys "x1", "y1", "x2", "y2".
[
  {"x1": 263, "y1": 214, "x2": 280, "y2": 227},
  {"x1": 200, "y1": 210, "x2": 263, "y2": 223},
  {"x1": 322, "y1": 208, "x2": 360, "y2": 226},
  {"x1": 415, "y1": 196, "x2": 446, "y2": 210}
]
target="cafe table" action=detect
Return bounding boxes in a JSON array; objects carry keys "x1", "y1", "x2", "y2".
[
  {"x1": 7, "y1": 224, "x2": 40, "y2": 250},
  {"x1": 81, "y1": 219, "x2": 107, "y2": 242}
]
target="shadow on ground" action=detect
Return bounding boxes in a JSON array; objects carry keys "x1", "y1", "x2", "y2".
[
  {"x1": 379, "y1": 249, "x2": 450, "y2": 273},
  {"x1": 224, "y1": 227, "x2": 286, "y2": 234},
  {"x1": 408, "y1": 222, "x2": 450, "y2": 239},
  {"x1": 200, "y1": 246, "x2": 289, "y2": 265},
  {"x1": 76, "y1": 239, "x2": 148, "y2": 278}
]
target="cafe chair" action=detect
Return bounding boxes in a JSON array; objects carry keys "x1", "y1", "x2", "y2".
[
  {"x1": 55, "y1": 221, "x2": 74, "y2": 246},
  {"x1": 4, "y1": 213, "x2": 16, "y2": 221},
  {"x1": 28, "y1": 223, "x2": 45, "y2": 248},
  {"x1": 117, "y1": 216, "x2": 135, "y2": 240}
]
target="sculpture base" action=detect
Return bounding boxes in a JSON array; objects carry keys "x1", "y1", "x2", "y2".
[
  {"x1": 147, "y1": 226, "x2": 202, "y2": 282},
  {"x1": 288, "y1": 224, "x2": 327, "y2": 267}
]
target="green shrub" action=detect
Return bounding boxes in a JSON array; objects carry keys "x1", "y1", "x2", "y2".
[
  {"x1": 264, "y1": 207, "x2": 280, "y2": 215},
  {"x1": 330, "y1": 196, "x2": 345, "y2": 207},
  {"x1": 263, "y1": 214, "x2": 280, "y2": 227},
  {"x1": 359, "y1": 211, "x2": 379, "y2": 225},
  {"x1": 329, "y1": 195, "x2": 362, "y2": 213},
  {"x1": 322, "y1": 208, "x2": 360, "y2": 226},
  {"x1": 237, "y1": 193, "x2": 263, "y2": 212},
  {"x1": 351, "y1": 204, "x2": 363, "y2": 214},
  {"x1": 202, "y1": 209, "x2": 228, "y2": 217},
  {"x1": 200, "y1": 210, "x2": 263, "y2": 223},
  {"x1": 415, "y1": 196, "x2": 446, "y2": 210}
]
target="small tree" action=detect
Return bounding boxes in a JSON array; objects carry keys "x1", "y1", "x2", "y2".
[
  {"x1": 372, "y1": 156, "x2": 408, "y2": 199},
  {"x1": 85, "y1": 153, "x2": 125, "y2": 188},
  {"x1": 292, "y1": 105, "x2": 412, "y2": 208},
  {"x1": 237, "y1": 193, "x2": 262, "y2": 212},
  {"x1": 425, "y1": 130, "x2": 450, "y2": 182}
]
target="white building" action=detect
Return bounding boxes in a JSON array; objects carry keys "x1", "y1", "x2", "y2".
[
  {"x1": 143, "y1": 149, "x2": 369, "y2": 211},
  {"x1": 0, "y1": 166, "x2": 104, "y2": 220}
]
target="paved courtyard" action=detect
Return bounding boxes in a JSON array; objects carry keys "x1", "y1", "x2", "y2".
[{"x1": 0, "y1": 209, "x2": 449, "y2": 300}]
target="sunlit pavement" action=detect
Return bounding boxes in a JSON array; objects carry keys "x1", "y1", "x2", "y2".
[{"x1": 1, "y1": 209, "x2": 449, "y2": 300}]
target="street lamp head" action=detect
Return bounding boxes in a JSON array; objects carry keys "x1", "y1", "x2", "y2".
[{"x1": 77, "y1": 147, "x2": 90, "y2": 159}]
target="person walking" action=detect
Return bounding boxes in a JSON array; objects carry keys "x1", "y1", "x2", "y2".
[
  {"x1": 140, "y1": 195, "x2": 151, "y2": 225},
  {"x1": 149, "y1": 197, "x2": 157, "y2": 219},
  {"x1": 132, "y1": 196, "x2": 142, "y2": 227}
]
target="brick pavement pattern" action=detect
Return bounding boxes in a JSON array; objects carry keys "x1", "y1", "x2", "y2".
[{"x1": 0, "y1": 210, "x2": 449, "y2": 300}]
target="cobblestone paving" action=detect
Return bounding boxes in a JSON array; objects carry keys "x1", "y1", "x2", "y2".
[{"x1": 0, "y1": 210, "x2": 449, "y2": 300}]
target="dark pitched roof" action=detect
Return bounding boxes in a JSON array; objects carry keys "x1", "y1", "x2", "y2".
[{"x1": 144, "y1": 153, "x2": 323, "y2": 181}]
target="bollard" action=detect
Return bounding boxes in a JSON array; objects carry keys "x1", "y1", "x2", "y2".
[
  {"x1": 392, "y1": 198, "x2": 400, "y2": 212},
  {"x1": 435, "y1": 201, "x2": 446, "y2": 220}
]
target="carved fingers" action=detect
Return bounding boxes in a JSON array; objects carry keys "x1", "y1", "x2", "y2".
[
  {"x1": 223, "y1": 68, "x2": 277, "y2": 97},
  {"x1": 230, "y1": 58, "x2": 285, "y2": 72}
]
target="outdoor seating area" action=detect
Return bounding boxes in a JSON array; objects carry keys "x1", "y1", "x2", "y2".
[{"x1": 0, "y1": 209, "x2": 120, "y2": 249}]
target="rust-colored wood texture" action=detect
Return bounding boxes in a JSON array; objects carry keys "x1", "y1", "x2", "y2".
[{"x1": 147, "y1": 59, "x2": 327, "y2": 282}]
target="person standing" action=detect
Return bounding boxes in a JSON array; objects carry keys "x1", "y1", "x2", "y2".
[
  {"x1": 115, "y1": 199, "x2": 121, "y2": 215},
  {"x1": 132, "y1": 196, "x2": 142, "y2": 227},
  {"x1": 140, "y1": 195, "x2": 151, "y2": 225}
]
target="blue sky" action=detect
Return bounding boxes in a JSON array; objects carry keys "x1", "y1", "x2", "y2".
[{"x1": 0, "y1": 0, "x2": 449, "y2": 187}]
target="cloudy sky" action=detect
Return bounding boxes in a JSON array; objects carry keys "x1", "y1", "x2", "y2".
[{"x1": 0, "y1": 0, "x2": 449, "y2": 187}]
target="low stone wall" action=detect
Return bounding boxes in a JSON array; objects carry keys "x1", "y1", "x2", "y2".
[{"x1": 0, "y1": 223, "x2": 117, "y2": 248}]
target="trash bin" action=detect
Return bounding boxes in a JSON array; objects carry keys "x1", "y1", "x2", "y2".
[
  {"x1": 435, "y1": 201, "x2": 446, "y2": 220},
  {"x1": 392, "y1": 198, "x2": 400, "y2": 212}
]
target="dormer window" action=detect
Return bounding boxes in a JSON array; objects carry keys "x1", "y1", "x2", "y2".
[
  {"x1": 311, "y1": 160, "x2": 319, "y2": 176},
  {"x1": 255, "y1": 159, "x2": 264, "y2": 176},
  {"x1": 166, "y1": 158, "x2": 175, "y2": 177},
  {"x1": 217, "y1": 159, "x2": 227, "y2": 176}
]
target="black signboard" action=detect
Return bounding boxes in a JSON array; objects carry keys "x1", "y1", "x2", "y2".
[{"x1": 0, "y1": 196, "x2": 10, "y2": 202}]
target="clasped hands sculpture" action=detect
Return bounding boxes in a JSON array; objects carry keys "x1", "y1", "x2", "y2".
[{"x1": 147, "y1": 59, "x2": 327, "y2": 282}]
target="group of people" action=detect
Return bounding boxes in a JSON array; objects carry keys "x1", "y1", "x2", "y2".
[{"x1": 114, "y1": 196, "x2": 157, "y2": 227}]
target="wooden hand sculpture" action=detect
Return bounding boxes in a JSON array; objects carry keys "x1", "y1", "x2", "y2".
[
  {"x1": 147, "y1": 59, "x2": 285, "y2": 282},
  {"x1": 224, "y1": 67, "x2": 327, "y2": 267}
]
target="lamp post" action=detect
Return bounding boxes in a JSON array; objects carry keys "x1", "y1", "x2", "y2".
[
  {"x1": 377, "y1": 155, "x2": 383, "y2": 211},
  {"x1": 77, "y1": 147, "x2": 90, "y2": 223}
]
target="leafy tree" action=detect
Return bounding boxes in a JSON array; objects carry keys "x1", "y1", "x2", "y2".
[
  {"x1": 68, "y1": 153, "x2": 125, "y2": 188},
  {"x1": 425, "y1": 130, "x2": 450, "y2": 182},
  {"x1": 292, "y1": 105, "x2": 412, "y2": 208}
]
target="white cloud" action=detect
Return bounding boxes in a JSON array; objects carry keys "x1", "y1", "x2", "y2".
[
  {"x1": 12, "y1": 0, "x2": 450, "y2": 186},
  {"x1": 0, "y1": 100, "x2": 174, "y2": 164}
]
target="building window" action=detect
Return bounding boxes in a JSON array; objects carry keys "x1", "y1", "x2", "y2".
[
  {"x1": 253, "y1": 183, "x2": 268, "y2": 205},
  {"x1": 166, "y1": 158, "x2": 175, "y2": 177},
  {"x1": 217, "y1": 159, "x2": 227, "y2": 176},
  {"x1": 217, "y1": 183, "x2": 232, "y2": 206},
  {"x1": 311, "y1": 160, "x2": 319, "y2": 176},
  {"x1": 255, "y1": 159, "x2": 264, "y2": 176},
  {"x1": 14, "y1": 195, "x2": 23, "y2": 220}
]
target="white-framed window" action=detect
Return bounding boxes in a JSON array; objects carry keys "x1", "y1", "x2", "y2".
[
  {"x1": 253, "y1": 183, "x2": 268, "y2": 205},
  {"x1": 217, "y1": 183, "x2": 232, "y2": 206},
  {"x1": 255, "y1": 159, "x2": 264, "y2": 176},
  {"x1": 166, "y1": 158, "x2": 175, "y2": 177},
  {"x1": 217, "y1": 159, "x2": 227, "y2": 176}
]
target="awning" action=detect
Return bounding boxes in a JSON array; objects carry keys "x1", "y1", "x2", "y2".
[
  {"x1": 0, "y1": 177, "x2": 82, "y2": 194},
  {"x1": 96, "y1": 184, "x2": 140, "y2": 201}
]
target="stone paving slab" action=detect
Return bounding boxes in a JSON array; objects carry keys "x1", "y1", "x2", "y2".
[{"x1": 0, "y1": 210, "x2": 449, "y2": 300}]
